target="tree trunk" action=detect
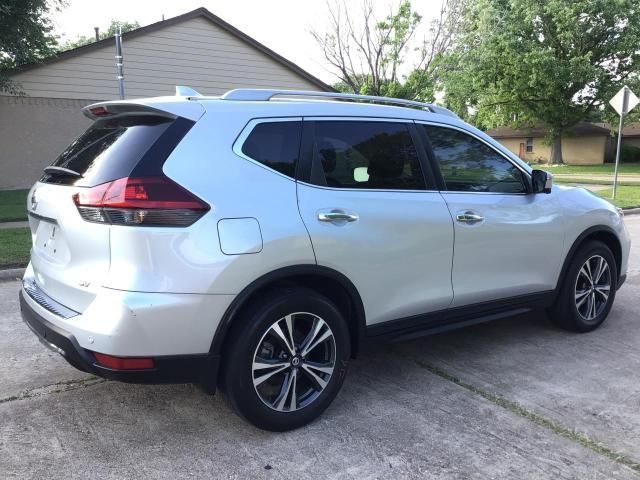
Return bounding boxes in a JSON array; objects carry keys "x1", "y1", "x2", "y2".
[{"x1": 550, "y1": 132, "x2": 564, "y2": 165}]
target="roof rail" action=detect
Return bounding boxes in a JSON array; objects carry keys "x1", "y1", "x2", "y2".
[{"x1": 219, "y1": 89, "x2": 459, "y2": 118}]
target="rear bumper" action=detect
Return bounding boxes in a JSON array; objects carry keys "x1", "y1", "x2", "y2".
[
  {"x1": 20, "y1": 290, "x2": 218, "y2": 386},
  {"x1": 20, "y1": 262, "x2": 234, "y2": 356}
]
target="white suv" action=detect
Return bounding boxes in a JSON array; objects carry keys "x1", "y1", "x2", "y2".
[{"x1": 21, "y1": 88, "x2": 631, "y2": 431}]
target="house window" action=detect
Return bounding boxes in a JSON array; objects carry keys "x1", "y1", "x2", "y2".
[{"x1": 526, "y1": 137, "x2": 534, "y2": 153}]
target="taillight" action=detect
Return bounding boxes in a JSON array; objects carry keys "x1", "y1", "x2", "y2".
[{"x1": 72, "y1": 176, "x2": 209, "y2": 227}]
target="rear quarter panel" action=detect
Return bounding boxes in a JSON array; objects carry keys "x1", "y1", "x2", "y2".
[{"x1": 104, "y1": 107, "x2": 316, "y2": 294}]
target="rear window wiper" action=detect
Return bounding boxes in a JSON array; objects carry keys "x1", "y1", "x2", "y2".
[{"x1": 43, "y1": 166, "x2": 83, "y2": 178}]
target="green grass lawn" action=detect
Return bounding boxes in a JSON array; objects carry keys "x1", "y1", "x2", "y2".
[
  {"x1": 0, "y1": 189, "x2": 29, "y2": 222},
  {"x1": 554, "y1": 178, "x2": 639, "y2": 186},
  {"x1": 535, "y1": 164, "x2": 640, "y2": 175},
  {"x1": 595, "y1": 186, "x2": 640, "y2": 209},
  {"x1": 0, "y1": 227, "x2": 31, "y2": 269}
]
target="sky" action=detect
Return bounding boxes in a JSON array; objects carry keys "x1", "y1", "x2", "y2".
[{"x1": 50, "y1": 0, "x2": 444, "y2": 84}]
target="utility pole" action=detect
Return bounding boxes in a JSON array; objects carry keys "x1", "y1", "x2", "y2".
[{"x1": 115, "y1": 26, "x2": 125, "y2": 100}]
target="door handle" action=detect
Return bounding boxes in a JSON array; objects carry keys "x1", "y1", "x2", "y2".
[
  {"x1": 456, "y1": 211, "x2": 484, "y2": 224},
  {"x1": 318, "y1": 210, "x2": 359, "y2": 223}
]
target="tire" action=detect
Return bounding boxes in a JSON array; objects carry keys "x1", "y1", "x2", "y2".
[
  {"x1": 222, "y1": 287, "x2": 350, "y2": 431},
  {"x1": 548, "y1": 240, "x2": 617, "y2": 332}
]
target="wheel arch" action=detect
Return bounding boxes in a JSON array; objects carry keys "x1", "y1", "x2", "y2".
[
  {"x1": 557, "y1": 225, "x2": 623, "y2": 290},
  {"x1": 204, "y1": 265, "x2": 366, "y2": 390}
]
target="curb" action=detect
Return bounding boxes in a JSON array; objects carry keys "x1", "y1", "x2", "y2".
[
  {"x1": 0, "y1": 268, "x2": 25, "y2": 283},
  {"x1": 0, "y1": 221, "x2": 29, "y2": 229},
  {"x1": 623, "y1": 208, "x2": 640, "y2": 216}
]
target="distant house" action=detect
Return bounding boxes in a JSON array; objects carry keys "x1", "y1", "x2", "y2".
[
  {"x1": 0, "y1": 8, "x2": 333, "y2": 190},
  {"x1": 486, "y1": 123, "x2": 612, "y2": 165}
]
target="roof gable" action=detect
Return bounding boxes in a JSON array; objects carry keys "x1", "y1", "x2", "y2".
[{"x1": 8, "y1": 8, "x2": 333, "y2": 100}]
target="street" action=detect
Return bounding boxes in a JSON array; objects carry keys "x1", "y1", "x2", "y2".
[{"x1": 1, "y1": 215, "x2": 639, "y2": 479}]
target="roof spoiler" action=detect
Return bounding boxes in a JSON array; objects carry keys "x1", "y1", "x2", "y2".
[
  {"x1": 82, "y1": 103, "x2": 175, "y2": 120},
  {"x1": 82, "y1": 97, "x2": 205, "y2": 121}
]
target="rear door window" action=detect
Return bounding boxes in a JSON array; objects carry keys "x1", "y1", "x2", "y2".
[
  {"x1": 41, "y1": 116, "x2": 192, "y2": 186},
  {"x1": 309, "y1": 121, "x2": 426, "y2": 190}
]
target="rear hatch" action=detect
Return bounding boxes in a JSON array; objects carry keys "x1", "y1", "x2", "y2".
[{"x1": 26, "y1": 101, "x2": 203, "y2": 313}]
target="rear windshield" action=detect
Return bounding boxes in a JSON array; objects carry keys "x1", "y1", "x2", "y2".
[{"x1": 41, "y1": 115, "x2": 193, "y2": 186}]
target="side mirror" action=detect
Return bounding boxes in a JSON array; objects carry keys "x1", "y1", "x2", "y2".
[{"x1": 531, "y1": 169, "x2": 552, "y2": 194}]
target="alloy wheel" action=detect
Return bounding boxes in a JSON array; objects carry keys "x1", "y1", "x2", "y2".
[
  {"x1": 252, "y1": 312, "x2": 336, "y2": 412},
  {"x1": 574, "y1": 255, "x2": 611, "y2": 322}
]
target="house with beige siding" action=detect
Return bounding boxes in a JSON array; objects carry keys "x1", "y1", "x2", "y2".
[
  {"x1": 486, "y1": 123, "x2": 613, "y2": 165},
  {"x1": 0, "y1": 8, "x2": 333, "y2": 189}
]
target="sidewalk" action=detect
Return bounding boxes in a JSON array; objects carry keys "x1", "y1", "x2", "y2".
[{"x1": 0, "y1": 221, "x2": 28, "y2": 229}]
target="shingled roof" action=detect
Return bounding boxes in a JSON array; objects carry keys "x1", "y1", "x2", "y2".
[
  {"x1": 486, "y1": 122, "x2": 611, "y2": 139},
  {"x1": 622, "y1": 122, "x2": 640, "y2": 138}
]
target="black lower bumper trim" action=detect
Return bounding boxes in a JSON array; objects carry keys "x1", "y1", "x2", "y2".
[{"x1": 20, "y1": 291, "x2": 218, "y2": 386}]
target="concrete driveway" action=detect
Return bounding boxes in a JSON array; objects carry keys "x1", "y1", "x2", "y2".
[{"x1": 1, "y1": 216, "x2": 639, "y2": 479}]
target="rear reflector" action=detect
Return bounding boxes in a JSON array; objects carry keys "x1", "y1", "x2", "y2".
[
  {"x1": 93, "y1": 352, "x2": 155, "y2": 370},
  {"x1": 72, "y1": 176, "x2": 209, "y2": 227}
]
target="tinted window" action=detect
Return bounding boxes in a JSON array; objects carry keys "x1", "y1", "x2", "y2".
[
  {"x1": 424, "y1": 126, "x2": 527, "y2": 193},
  {"x1": 241, "y1": 121, "x2": 302, "y2": 178},
  {"x1": 42, "y1": 116, "x2": 189, "y2": 187},
  {"x1": 311, "y1": 121, "x2": 425, "y2": 190}
]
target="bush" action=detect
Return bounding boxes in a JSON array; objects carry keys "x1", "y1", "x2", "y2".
[{"x1": 621, "y1": 145, "x2": 640, "y2": 163}]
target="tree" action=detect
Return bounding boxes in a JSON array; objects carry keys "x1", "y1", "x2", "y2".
[
  {"x1": 0, "y1": 0, "x2": 63, "y2": 94},
  {"x1": 60, "y1": 20, "x2": 140, "y2": 51},
  {"x1": 442, "y1": 0, "x2": 640, "y2": 163},
  {"x1": 311, "y1": 0, "x2": 464, "y2": 100}
]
